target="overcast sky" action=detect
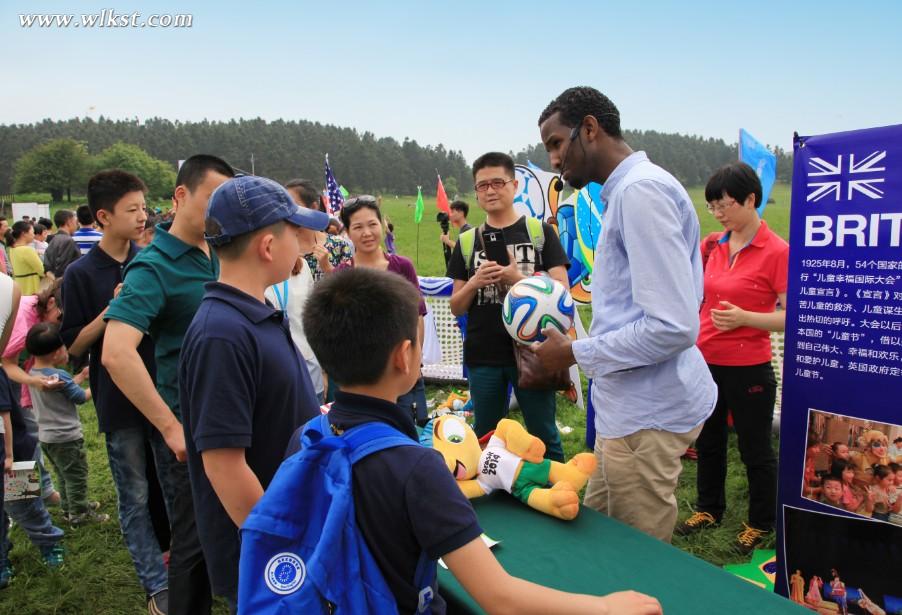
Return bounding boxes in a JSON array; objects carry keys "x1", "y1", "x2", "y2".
[{"x1": 3, "y1": 0, "x2": 899, "y2": 163}]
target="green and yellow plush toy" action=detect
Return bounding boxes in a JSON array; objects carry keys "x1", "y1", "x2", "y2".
[{"x1": 424, "y1": 414, "x2": 596, "y2": 520}]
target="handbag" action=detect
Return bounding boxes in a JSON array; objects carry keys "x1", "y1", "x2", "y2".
[{"x1": 513, "y1": 341, "x2": 572, "y2": 391}]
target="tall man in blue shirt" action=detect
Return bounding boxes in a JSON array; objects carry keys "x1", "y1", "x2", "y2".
[
  {"x1": 533, "y1": 87, "x2": 716, "y2": 542},
  {"x1": 179, "y1": 175, "x2": 325, "y2": 611}
]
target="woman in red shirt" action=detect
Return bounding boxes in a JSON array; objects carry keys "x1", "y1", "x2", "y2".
[{"x1": 676, "y1": 162, "x2": 788, "y2": 554}]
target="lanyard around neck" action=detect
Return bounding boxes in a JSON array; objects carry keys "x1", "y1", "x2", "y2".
[{"x1": 272, "y1": 280, "x2": 289, "y2": 311}]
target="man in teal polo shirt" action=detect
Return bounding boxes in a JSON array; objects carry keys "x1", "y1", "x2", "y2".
[{"x1": 103, "y1": 154, "x2": 234, "y2": 615}]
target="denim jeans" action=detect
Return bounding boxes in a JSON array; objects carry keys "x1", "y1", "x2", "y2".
[
  {"x1": 467, "y1": 364, "x2": 564, "y2": 461},
  {"x1": 105, "y1": 426, "x2": 173, "y2": 596},
  {"x1": 1, "y1": 431, "x2": 64, "y2": 564}
]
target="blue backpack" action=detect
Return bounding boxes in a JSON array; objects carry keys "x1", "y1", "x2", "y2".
[{"x1": 239, "y1": 415, "x2": 436, "y2": 614}]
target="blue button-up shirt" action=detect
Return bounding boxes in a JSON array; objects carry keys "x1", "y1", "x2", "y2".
[{"x1": 572, "y1": 152, "x2": 716, "y2": 439}]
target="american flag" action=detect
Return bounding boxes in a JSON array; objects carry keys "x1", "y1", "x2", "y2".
[{"x1": 324, "y1": 155, "x2": 344, "y2": 214}]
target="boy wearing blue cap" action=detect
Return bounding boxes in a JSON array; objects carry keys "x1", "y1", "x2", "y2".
[
  {"x1": 178, "y1": 175, "x2": 326, "y2": 611},
  {"x1": 105, "y1": 154, "x2": 235, "y2": 615}
]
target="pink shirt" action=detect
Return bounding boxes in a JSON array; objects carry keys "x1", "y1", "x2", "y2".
[{"x1": 3, "y1": 294, "x2": 41, "y2": 408}]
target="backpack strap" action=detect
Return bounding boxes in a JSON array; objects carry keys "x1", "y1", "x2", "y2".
[
  {"x1": 525, "y1": 216, "x2": 545, "y2": 270},
  {"x1": 462, "y1": 217, "x2": 545, "y2": 273},
  {"x1": 459, "y1": 226, "x2": 477, "y2": 270},
  {"x1": 342, "y1": 421, "x2": 420, "y2": 464},
  {"x1": 525, "y1": 216, "x2": 545, "y2": 253}
]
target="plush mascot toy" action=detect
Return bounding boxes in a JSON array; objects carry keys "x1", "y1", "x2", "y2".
[{"x1": 425, "y1": 414, "x2": 596, "y2": 520}]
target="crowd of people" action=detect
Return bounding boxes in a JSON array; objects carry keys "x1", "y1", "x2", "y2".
[{"x1": 0, "y1": 85, "x2": 800, "y2": 614}]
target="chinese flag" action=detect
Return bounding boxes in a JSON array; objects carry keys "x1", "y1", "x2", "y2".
[{"x1": 436, "y1": 175, "x2": 451, "y2": 213}]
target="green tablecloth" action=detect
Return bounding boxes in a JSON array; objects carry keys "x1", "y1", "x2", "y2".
[{"x1": 438, "y1": 493, "x2": 805, "y2": 615}]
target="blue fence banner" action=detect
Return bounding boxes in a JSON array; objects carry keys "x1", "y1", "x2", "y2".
[
  {"x1": 775, "y1": 124, "x2": 902, "y2": 611},
  {"x1": 739, "y1": 128, "x2": 777, "y2": 214}
]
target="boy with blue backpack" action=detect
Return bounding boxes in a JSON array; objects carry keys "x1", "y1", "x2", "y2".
[{"x1": 240, "y1": 267, "x2": 662, "y2": 615}]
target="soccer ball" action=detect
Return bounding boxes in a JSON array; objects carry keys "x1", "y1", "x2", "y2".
[{"x1": 502, "y1": 275, "x2": 575, "y2": 345}]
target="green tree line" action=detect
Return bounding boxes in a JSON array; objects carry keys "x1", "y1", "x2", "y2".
[
  {"x1": 513, "y1": 130, "x2": 792, "y2": 187},
  {"x1": 0, "y1": 118, "x2": 792, "y2": 199},
  {"x1": 0, "y1": 117, "x2": 471, "y2": 197}
]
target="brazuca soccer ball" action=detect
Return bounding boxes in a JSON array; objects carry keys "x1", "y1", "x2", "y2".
[{"x1": 502, "y1": 275, "x2": 575, "y2": 345}]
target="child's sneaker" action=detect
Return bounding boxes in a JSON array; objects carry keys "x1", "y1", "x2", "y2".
[
  {"x1": 70, "y1": 510, "x2": 110, "y2": 527},
  {"x1": 41, "y1": 544, "x2": 65, "y2": 568},
  {"x1": 0, "y1": 563, "x2": 13, "y2": 589}
]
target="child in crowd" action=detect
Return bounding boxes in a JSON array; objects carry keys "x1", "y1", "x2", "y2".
[
  {"x1": 869, "y1": 464, "x2": 901, "y2": 522},
  {"x1": 26, "y1": 322, "x2": 108, "y2": 526},
  {"x1": 890, "y1": 462, "x2": 902, "y2": 525},
  {"x1": 832, "y1": 460, "x2": 867, "y2": 514},
  {"x1": 384, "y1": 219, "x2": 396, "y2": 254},
  {"x1": 180, "y1": 175, "x2": 324, "y2": 611},
  {"x1": 802, "y1": 439, "x2": 822, "y2": 499},
  {"x1": 1, "y1": 365, "x2": 65, "y2": 579},
  {"x1": 890, "y1": 437, "x2": 902, "y2": 462},
  {"x1": 288, "y1": 267, "x2": 662, "y2": 615},
  {"x1": 830, "y1": 442, "x2": 851, "y2": 461},
  {"x1": 32, "y1": 224, "x2": 49, "y2": 260},
  {"x1": 818, "y1": 475, "x2": 844, "y2": 508},
  {"x1": 137, "y1": 213, "x2": 160, "y2": 249}
]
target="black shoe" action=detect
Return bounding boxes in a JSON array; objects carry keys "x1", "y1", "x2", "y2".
[
  {"x1": 148, "y1": 588, "x2": 169, "y2": 615},
  {"x1": 674, "y1": 511, "x2": 719, "y2": 536},
  {"x1": 734, "y1": 523, "x2": 770, "y2": 555}
]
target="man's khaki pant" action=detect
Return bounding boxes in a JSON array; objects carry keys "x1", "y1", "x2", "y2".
[{"x1": 583, "y1": 424, "x2": 703, "y2": 543}]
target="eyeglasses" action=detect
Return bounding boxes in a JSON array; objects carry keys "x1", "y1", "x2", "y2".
[
  {"x1": 706, "y1": 198, "x2": 741, "y2": 214},
  {"x1": 474, "y1": 178, "x2": 514, "y2": 193}
]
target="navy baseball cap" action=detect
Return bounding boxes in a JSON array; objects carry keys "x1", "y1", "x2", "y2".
[{"x1": 205, "y1": 175, "x2": 330, "y2": 246}]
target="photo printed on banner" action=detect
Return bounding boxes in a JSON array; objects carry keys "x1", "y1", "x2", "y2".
[
  {"x1": 783, "y1": 505, "x2": 902, "y2": 614},
  {"x1": 802, "y1": 408, "x2": 902, "y2": 526}
]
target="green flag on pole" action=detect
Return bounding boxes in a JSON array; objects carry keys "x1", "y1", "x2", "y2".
[
  {"x1": 339, "y1": 185, "x2": 349, "y2": 198},
  {"x1": 414, "y1": 186, "x2": 424, "y2": 223}
]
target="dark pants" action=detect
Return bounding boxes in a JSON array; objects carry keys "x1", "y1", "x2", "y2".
[
  {"x1": 41, "y1": 439, "x2": 89, "y2": 516},
  {"x1": 397, "y1": 377, "x2": 428, "y2": 425},
  {"x1": 162, "y1": 458, "x2": 212, "y2": 615},
  {"x1": 468, "y1": 364, "x2": 564, "y2": 462},
  {"x1": 695, "y1": 362, "x2": 778, "y2": 531},
  {"x1": 146, "y1": 439, "x2": 172, "y2": 552}
]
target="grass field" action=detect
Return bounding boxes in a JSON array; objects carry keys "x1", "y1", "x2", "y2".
[{"x1": 2, "y1": 183, "x2": 791, "y2": 613}]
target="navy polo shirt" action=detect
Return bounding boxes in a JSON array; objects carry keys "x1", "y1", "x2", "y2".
[
  {"x1": 61, "y1": 243, "x2": 156, "y2": 433},
  {"x1": 179, "y1": 281, "x2": 320, "y2": 599},
  {"x1": 285, "y1": 391, "x2": 483, "y2": 614},
  {"x1": 0, "y1": 369, "x2": 37, "y2": 461}
]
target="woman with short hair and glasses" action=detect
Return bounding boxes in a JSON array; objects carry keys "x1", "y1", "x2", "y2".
[
  {"x1": 334, "y1": 196, "x2": 429, "y2": 423},
  {"x1": 676, "y1": 162, "x2": 788, "y2": 554}
]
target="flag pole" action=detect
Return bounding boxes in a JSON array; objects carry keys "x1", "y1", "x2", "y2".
[{"x1": 416, "y1": 214, "x2": 420, "y2": 268}]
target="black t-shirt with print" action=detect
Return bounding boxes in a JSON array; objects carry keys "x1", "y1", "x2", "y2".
[{"x1": 446, "y1": 216, "x2": 569, "y2": 366}]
